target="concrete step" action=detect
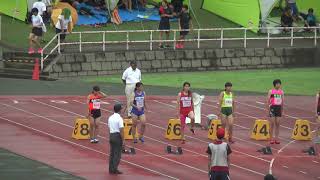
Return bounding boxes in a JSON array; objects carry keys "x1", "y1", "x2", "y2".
[{"x1": 4, "y1": 61, "x2": 35, "y2": 70}]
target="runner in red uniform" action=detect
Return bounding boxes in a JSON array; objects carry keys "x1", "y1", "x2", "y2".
[
  {"x1": 177, "y1": 82, "x2": 195, "y2": 144},
  {"x1": 316, "y1": 91, "x2": 320, "y2": 138},
  {"x1": 87, "y1": 86, "x2": 107, "y2": 143}
]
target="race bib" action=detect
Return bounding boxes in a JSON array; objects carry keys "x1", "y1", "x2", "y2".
[
  {"x1": 181, "y1": 97, "x2": 192, "y2": 107},
  {"x1": 92, "y1": 99, "x2": 101, "y2": 109},
  {"x1": 274, "y1": 95, "x2": 282, "y2": 105},
  {"x1": 135, "y1": 97, "x2": 144, "y2": 108},
  {"x1": 224, "y1": 98, "x2": 233, "y2": 107}
]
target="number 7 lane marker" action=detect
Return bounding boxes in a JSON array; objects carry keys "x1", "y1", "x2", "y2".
[{"x1": 0, "y1": 116, "x2": 178, "y2": 180}]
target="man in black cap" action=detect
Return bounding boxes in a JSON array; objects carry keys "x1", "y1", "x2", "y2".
[{"x1": 108, "y1": 103, "x2": 125, "y2": 174}]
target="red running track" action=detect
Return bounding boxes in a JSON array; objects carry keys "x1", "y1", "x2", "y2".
[{"x1": 0, "y1": 95, "x2": 319, "y2": 180}]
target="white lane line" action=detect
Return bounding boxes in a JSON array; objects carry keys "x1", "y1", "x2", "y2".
[
  {"x1": 269, "y1": 158, "x2": 275, "y2": 174},
  {"x1": 299, "y1": 171, "x2": 307, "y2": 174},
  {"x1": 35, "y1": 99, "x2": 266, "y2": 176},
  {"x1": 313, "y1": 161, "x2": 319, "y2": 164},
  {"x1": 13, "y1": 100, "x2": 19, "y2": 104},
  {"x1": 256, "y1": 101, "x2": 265, "y2": 105},
  {"x1": 75, "y1": 99, "x2": 270, "y2": 163},
  {"x1": 0, "y1": 116, "x2": 178, "y2": 180},
  {"x1": 282, "y1": 166, "x2": 289, "y2": 169}
]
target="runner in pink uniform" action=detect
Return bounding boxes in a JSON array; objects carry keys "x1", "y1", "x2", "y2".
[{"x1": 266, "y1": 79, "x2": 284, "y2": 144}]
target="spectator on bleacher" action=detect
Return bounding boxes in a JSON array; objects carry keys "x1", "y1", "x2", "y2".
[
  {"x1": 207, "y1": 128, "x2": 232, "y2": 180},
  {"x1": 55, "y1": 8, "x2": 73, "y2": 43},
  {"x1": 139, "y1": 0, "x2": 147, "y2": 9},
  {"x1": 286, "y1": 0, "x2": 298, "y2": 18},
  {"x1": 176, "y1": 4, "x2": 192, "y2": 49},
  {"x1": 123, "y1": 0, "x2": 133, "y2": 11},
  {"x1": 28, "y1": 8, "x2": 44, "y2": 54},
  {"x1": 281, "y1": 7, "x2": 293, "y2": 32},
  {"x1": 158, "y1": 0, "x2": 173, "y2": 49},
  {"x1": 300, "y1": 8, "x2": 317, "y2": 31},
  {"x1": 33, "y1": 0, "x2": 51, "y2": 23}
]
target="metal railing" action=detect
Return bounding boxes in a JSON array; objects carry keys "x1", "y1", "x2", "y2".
[{"x1": 41, "y1": 26, "x2": 320, "y2": 70}]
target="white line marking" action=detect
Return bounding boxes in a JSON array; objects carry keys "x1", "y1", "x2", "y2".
[
  {"x1": 269, "y1": 158, "x2": 275, "y2": 174},
  {"x1": 50, "y1": 100, "x2": 68, "y2": 104},
  {"x1": 0, "y1": 116, "x2": 178, "y2": 180},
  {"x1": 101, "y1": 101, "x2": 110, "y2": 105},
  {"x1": 313, "y1": 161, "x2": 319, "y2": 164},
  {"x1": 256, "y1": 101, "x2": 265, "y2": 105},
  {"x1": 282, "y1": 166, "x2": 289, "y2": 169},
  {"x1": 36, "y1": 99, "x2": 266, "y2": 176},
  {"x1": 299, "y1": 171, "x2": 307, "y2": 174},
  {"x1": 13, "y1": 100, "x2": 19, "y2": 104}
]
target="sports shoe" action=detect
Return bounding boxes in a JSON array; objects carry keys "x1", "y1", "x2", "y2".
[
  {"x1": 28, "y1": 48, "x2": 35, "y2": 54},
  {"x1": 94, "y1": 138, "x2": 99, "y2": 143},
  {"x1": 115, "y1": 170, "x2": 123, "y2": 174},
  {"x1": 90, "y1": 139, "x2": 95, "y2": 143},
  {"x1": 37, "y1": 48, "x2": 43, "y2": 54},
  {"x1": 133, "y1": 139, "x2": 138, "y2": 144},
  {"x1": 190, "y1": 128, "x2": 195, "y2": 135},
  {"x1": 139, "y1": 137, "x2": 145, "y2": 143},
  {"x1": 270, "y1": 140, "x2": 275, "y2": 144},
  {"x1": 275, "y1": 140, "x2": 280, "y2": 144}
]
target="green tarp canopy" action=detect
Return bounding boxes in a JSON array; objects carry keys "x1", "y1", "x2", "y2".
[
  {"x1": 202, "y1": 0, "x2": 319, "y2": 33},
  {"x1": 0, "y1": 0, "x2": 28, "y2": 21}
]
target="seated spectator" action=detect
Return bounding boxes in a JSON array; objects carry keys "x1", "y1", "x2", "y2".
[
  {"x1": 123, "y1": 0, "x2": 132, "y2": 11},
  {"x1": 281, "y1": 7, "x2": 293, "y2": 32},
  {"x1": 286, "y1": 0, "x2": 298, "y2": 18},
  {"x1": 300, "y1": 8, "x2": 317, "y2": 31}
]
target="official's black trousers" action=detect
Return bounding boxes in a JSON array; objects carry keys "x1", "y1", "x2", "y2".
[{"x1": 109, "y1": 133, "x2": 122, "y2": 173}]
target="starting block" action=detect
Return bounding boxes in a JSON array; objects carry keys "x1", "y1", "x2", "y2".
[
  {"x1": 291, "y1": 119, "x2": 312, "y2": 141},
  {"x1": 166, "y1": 146, "x2": 183, "y2": 155},
  {"x1": 257, "y1": 146, "x2": 272, "y2": 155},
  {"x1": 208, "y1": 119, "x2": 228, "y2": 140},
  {"x1": 303, "y1": 146, "x2": 316, "y2": 156},
  {"x1": 72, "y1": 118, "x2": 90, "y2": 140},
  {"x1": 250, "y1": 119, "x2": 270, "y2": 140},
  {"x1": 122, "y1": 147, "x2": 136, "y2": 155},
  {"x1": 165, "y1": 119, "x2": 182, "y2": 140},
  {"x1": 123, "y1": 119, "x2": 139, "y2": 140}
]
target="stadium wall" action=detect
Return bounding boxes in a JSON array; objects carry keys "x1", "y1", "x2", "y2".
[{"x1": 48, "y1": 47, "x2": 319, "y2": 78}]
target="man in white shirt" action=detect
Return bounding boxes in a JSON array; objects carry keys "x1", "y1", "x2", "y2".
[
  {"x1": 122, "y1": 61, "x2": 142, "y2": 117},
  {"x1": 108, "y1": 103, "x2": 125, "y2": 175}
]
